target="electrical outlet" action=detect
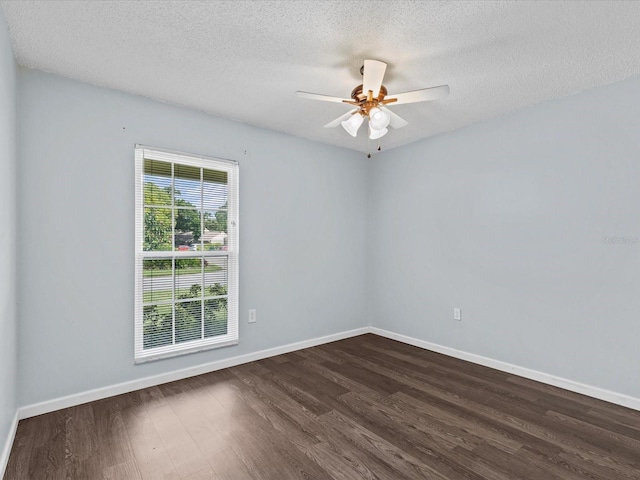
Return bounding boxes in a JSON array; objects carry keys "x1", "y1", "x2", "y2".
[
  {"x1": 454, "y1": 308, "x2": 462, "y2": 321},
  {"x1": 249, "y1": 309, "x2": 257, "y2": 323}
]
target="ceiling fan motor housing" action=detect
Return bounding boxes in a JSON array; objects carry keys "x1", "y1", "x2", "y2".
[{"x1": 351, "y1": 84, "x2": 388, "y2": 116}]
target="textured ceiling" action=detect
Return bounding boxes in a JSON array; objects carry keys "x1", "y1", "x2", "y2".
[{"x1": 2, "y1": 1, "x2": 640, "y2": 153}]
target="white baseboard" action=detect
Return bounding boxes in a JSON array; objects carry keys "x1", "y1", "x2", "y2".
[
  {"x1": 0, "y1": 410, "x2": 19, "y2": 479},
  {"x1": 371, "y1": 327, "x2": 640, "y2": 412},
  {"x1": 19, "y1": 327, "x2": 369, "y2": 419},
  {"x1": 17, "y1": 325, "x2": 640, "y2": 421}
]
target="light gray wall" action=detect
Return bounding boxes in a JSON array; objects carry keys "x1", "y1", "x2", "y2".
[
  {"x1": 0, "y1": 5, "x2": 17, "y2": 467},
  {"x1": 17, "y1": 69, "x2": 369, "y2": 407},
  {"x1": 13, "y1": 54, "x2": 640, "y2": 410},
  {"x1": 370, "y1": 74, "x2": 640, "y2": 398}
]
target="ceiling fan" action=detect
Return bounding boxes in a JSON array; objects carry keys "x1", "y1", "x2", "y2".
[{"x1": 296, "y1": 59, "x2": 449, "y2": 140}]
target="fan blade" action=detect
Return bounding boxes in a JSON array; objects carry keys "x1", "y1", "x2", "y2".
[
  {"x1": 296, "y1": 91, "x2": 351, "y2": 103},
  {"x1": 388, "y1": 85, "x2": 449, "y2": 105},
  {"x1": 362, "y1": 59, "x2": 387, "y2": 98},
  {"x1": 324, "y1": 109, "x2": 359, "y2": 128},
  {"x1": 380, "y1": 107, "x2": 408, "y2": 129}
]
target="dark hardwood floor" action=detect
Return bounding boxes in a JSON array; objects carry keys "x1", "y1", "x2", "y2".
[{"x1": 5, "y1": 334, "x2": 640, "y2": 479}]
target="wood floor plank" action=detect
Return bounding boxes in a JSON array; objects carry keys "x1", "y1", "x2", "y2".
[
  {"x1": 585, "y1": 405, "x2": 640, "y2": 438},
  {"x1": 226, "y1": 372, "x2": 322, "y2": 449},
  {"x1": 137, "y1": 385, "x2": 168, "y2": 407},
  {"x1": 520, "y1": 444, "x2": 613, "y2": 480},
  {"x1": 206, "y1": 447, "x2": 257, "y2": 480},
  {"x1": 293, "y1": 355, "x2": 387, "y2": 402},
  {"x1": 264, "y1": 357, "x2": 350, "y2": 399},
  {"x1": 163, "y1": 384, "x2": 228, "y2": 458},
  {"x1": 102, "y1": 459, "x2": 143, "y2": 479},
  {"x1": 319, "y1": 354, "x2": 405, "y2": 396},
  {"x1": 2, "y1": 420, "x2": 34, "y2": 479},
  {"x1": 472, "y1": 442, "x2": 568, "y2": 480},
  {"x1": 448, "y1": 445, "x2": 515, "y2": 480},
  {"x1": 183, "y1": 369, "x2": 332, "y2": 479},
  {"x1": 345, "y1": 341, "x2": 545, "y2": 409},
  {"x1": 318, "y1": 408, "x2": 450, "y2": 480},
  {"x1": 338, "y1": 344, "x2": 624, "y2": 476},
  {"x1": 303, "y1": 439, "x2": 383, "y2": 480},
  {"x1": 395, "y1": 389, "x2": 638, "y2": 480},
  {"x1": 295, "y1": 345, "x2": 345, "y2": 365},
  {"x1": 314, "y1": 415, "x2": 419, "y2": 480},
  {"x1": 221, "y1": 407, "x2": 330, "y2": 480},
  {"x1": 228, "y1": 367, "x2": 393, "y2": 479},
  {"x1": 547, "y1": 408, "x2": 640, "y2": 456},
  {"x1": 465, "y1": 390, "x2": 640, "y2": 477},
  {"x1": 27, "y1": 445, "x2": 65, "y2": 480},
  {"x1": 146, "y1": 403, "x2": 211, "y2": 478},
  {"x1": 125, "y1": 414, "x2": 181, "y2": 480},
  {"x1": 389, "y1": 390, "x2": 524, "y2": 454},
  {"x1": 91, "y1": 397, "x2": 136, "y2": 469},
  {"x1": 334, "y1": 391, "x2": 489, "y2": 479},
  {"x1": 27, "y1": 410, "x2": 66, "y2": 480},
  {"x1": 231, "y1": 363, "x2": 331, "y2": 416},
  {"x1": 63, "y1": 403, "x2": 101, "y2": 479},
  {"x1": 5, "y1": 333, "x2": 640, "y2": 480},
  {"x1": 182, "y1": 467, "x2": 220, "y2": 479}
]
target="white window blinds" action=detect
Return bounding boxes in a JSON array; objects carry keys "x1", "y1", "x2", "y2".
[{"x1": 134, "y1": 146, "x2": 239, "y2": 362}]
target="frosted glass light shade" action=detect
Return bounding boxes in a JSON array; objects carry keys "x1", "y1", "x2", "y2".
[
  {"x1": 369, "y1": 125, "x2": 388, "y2": 140},
  {"x1": 341, "y1": 113, "x2": 364, "y2": 137},
  {"x1": 368, "y1": 107, "x2": 390, "y2": 130}
]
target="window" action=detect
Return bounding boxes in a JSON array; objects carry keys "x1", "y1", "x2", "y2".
[{"x1": 134, "y1": 146, "x2": 239, "y2": 362}]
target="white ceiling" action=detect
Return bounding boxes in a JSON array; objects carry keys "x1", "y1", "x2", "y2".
[{"x1": 2, "y1": 1, "x2": 640, "y2": 153}]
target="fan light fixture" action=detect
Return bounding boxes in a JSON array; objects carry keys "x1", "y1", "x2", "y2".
[
  {"x1": 368, "y1": 125, "x2": 388, "y2": 140},
  {"x1": 369, "y1": 107, "x2": 390, "y2": 130},
  {"x1": 296, "y1": 59, "x2": 450, "y2": 147},
  {"x1": 342, "y1": 108, "x2": 390, "y2": 139},
  {"x1": 341, "y1": 113, "x2": 364, "y2": 137}
]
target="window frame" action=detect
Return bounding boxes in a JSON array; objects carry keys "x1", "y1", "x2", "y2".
[{"x1": 134, "y1": 145, "x2": 239, "y2": 363}]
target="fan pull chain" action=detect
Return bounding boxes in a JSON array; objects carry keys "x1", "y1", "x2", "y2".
[{"x1": 365, "y1": 137, "x2": 383, "y2": 158}]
